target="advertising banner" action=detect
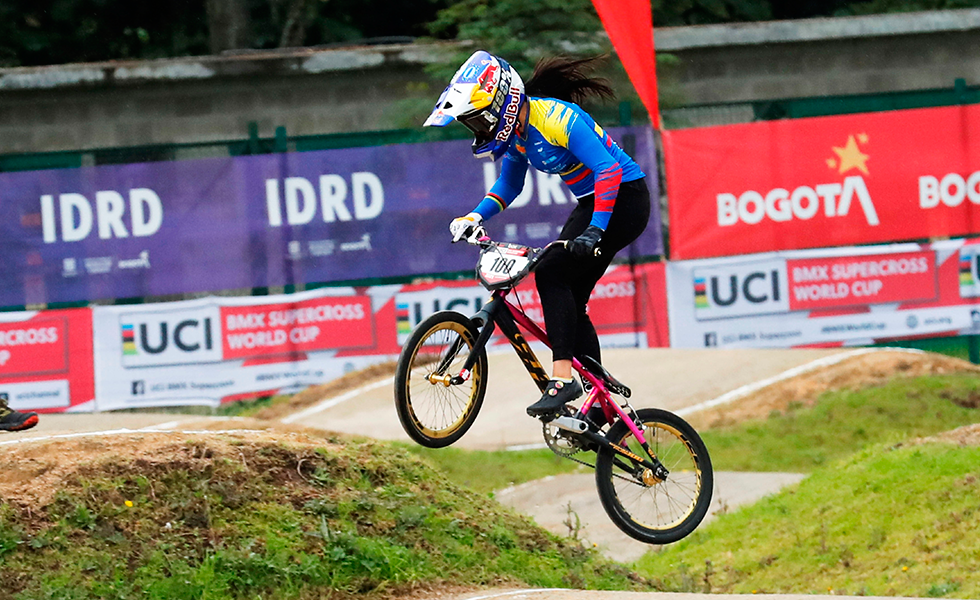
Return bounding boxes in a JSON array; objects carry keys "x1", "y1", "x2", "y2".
[
  {"x1": 663, "y1": 104, "x2": 980, "y2": 259},
  {"x1": 388, "y1": 262, "x2": 670, "y2": 351},
  {"x1": 0, "y1": 127, "x2": 661, "y2": 307},
  {"x1": 668, "y1": 239, "x2": 980, "y2": 348},
  {"x1": 0, "y1": 308, "x2": 94, "y2": 412},
  {"x1": 92, "y1": 260, "x2": 669, "y2": 410},
  {"x1": 92, "y1": 287, "x2": 397, "y2": 410}
]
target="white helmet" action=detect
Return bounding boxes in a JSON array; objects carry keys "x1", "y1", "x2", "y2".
[{"x1": 424, "y1": 50, "x2": 526, "y2": 161}]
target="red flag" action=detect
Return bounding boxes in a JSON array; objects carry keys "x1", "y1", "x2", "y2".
[{"x1": 591, "y1": 0, "x2": 660, "y2": 128}]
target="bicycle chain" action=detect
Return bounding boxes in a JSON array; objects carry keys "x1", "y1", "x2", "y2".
[
  {"x1": 543, "y1": 428, "x2": 648, "y2": 487},
  {"x1": 541, "y1": 401, "x2": 652, "y2": 487}
]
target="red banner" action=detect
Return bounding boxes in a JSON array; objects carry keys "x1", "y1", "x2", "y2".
[
  {"x1": 383, "y1": 262, "x2": 669, "y2": 351},
  {"x1": 786, "y1": 251, "x2": 937, "y2": 311},
  {"x1": 0, "y1": 308, "x2": 94, "y2": 412},
  {"x1": 664, "y1": 104, "x2": 980, "y2": 259},
  {"x1": 221, "y1": 295, "x2": 374, "y2": 360}
]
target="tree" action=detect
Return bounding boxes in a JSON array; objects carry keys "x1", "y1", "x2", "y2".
[
  {"x1": 207, "y1": 0, "x2": 252, "y2": 52},
  {"x1": 427, "y1": 0, "x2": 607, "y2": 75},
  {"x1": 0, "y1": 0, "x2": 210, "y2": 67},
  {"x1": 650, "y1": 0, "x2": 771, "y2": 25}
]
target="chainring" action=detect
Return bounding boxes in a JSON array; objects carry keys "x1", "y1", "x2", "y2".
[{"x1": 542, "y1": 421, "x2": 585, "y2": 457}]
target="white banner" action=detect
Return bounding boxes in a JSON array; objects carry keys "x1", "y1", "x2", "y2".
[
  {"x1": 93, "y1": 287, "x2": 396, "y2": 411},
  {"x1": 667, "y1": 239, "x2": 980, "y2": 348}
]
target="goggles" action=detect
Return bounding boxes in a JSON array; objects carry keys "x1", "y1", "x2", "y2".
[{"x1": 457, "y1": 109, "x2": 499, "y2": 145}]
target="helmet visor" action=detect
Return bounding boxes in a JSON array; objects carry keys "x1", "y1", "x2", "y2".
[{"x1": 457, "y1": 109, "x2": 498, "y2": 145}]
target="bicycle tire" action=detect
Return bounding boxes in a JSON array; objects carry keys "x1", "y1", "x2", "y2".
[
  {"x1": 394, "y1": 311, "x2": 488, "y2": 448},
  {"x1": 595, "y1": 408, "x2": 713, "y2": 545}
]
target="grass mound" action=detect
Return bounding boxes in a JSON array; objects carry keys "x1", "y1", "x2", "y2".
[
  {"x1": 702, "y1": 373, "x2": 980, "y2": 472},
  {"x1": 635, "y1": 440, "x2": 980, "y2": 598},
  {"x1": 0, "y1": 431, "x2": 652, "y2": 600},
  {"x1": 633, "y1": 373, "x2": 980, "y2": 597}
]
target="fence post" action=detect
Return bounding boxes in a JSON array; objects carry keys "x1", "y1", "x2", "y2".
[
  {"x1": 247, "y1": 121, "x2": 260, "y2": 154},
  {"x1": 274, "y1": 126, "x2": 288, "y2": 153}
]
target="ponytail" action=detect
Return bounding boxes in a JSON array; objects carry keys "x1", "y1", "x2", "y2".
[{"x1": 524, "y1": 55, "x2": 615, "y2": 105}]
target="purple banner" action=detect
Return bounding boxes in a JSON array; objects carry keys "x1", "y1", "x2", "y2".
[{"x1": 0, "y1": 127, "x2": 662, "y2": 307}]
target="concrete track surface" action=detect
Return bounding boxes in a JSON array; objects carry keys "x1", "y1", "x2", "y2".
[
  {"x1": 291, "y1": 347, "x2": 849, "y2": 450},
  {"x1": 496, "y1": 471, "x2": 807, "y2": 563}
]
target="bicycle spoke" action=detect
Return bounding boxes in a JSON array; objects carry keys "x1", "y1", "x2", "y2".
[
  {"x1": 404, "y1": 323, "x2": 479, "y2": 437},
  {"x1": 608, "y1": 420, "x2": 703, "y2": 532}
]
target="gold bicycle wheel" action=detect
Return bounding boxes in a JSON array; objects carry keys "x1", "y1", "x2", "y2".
[
  {"x1": 595, "y1": 408, "x2": 713, "y2": 544},
  {"x1": 394, "y1": 311, "x2": 487, "y2": 448}
]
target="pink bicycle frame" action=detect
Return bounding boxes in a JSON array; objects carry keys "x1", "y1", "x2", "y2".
[{"x1": 499, "y1": 293, "x2": 649, "y2": 446}]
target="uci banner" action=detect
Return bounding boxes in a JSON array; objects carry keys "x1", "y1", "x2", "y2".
[
  {"x1": 92, "y1": 286, "x2": 400, "y2": 411},
  {"x1": 0, "y1": 128, "x2": 661, "y2": 308},
  {"x1": 667, "y1": 238, "x2": 980, "y2": 348},
  {"x1": 663, "y1": 104, "x2": 980, "y2": 260},
  {"x1": 92, "y1": 261, "x2": 669, "y2": 410}
]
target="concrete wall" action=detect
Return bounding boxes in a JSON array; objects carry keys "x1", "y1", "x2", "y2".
[
  {"x1": 0, "y1": 45, "x2": 447, "y2": 155},
  {"x1": 2, "y1": 9, "x2": 980, "y2": 155},
  {"x1": 657, "y1": 9, "x2": 980, "y2": 105}
]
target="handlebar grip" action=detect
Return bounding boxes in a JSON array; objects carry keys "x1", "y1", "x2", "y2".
[{"x1": 558, "y1": 240, "x2": 601, "y2": 257}]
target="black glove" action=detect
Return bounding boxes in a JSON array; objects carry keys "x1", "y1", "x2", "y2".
[{"x1": 567, "y1": 225, "x2": 603, "y2": 257}]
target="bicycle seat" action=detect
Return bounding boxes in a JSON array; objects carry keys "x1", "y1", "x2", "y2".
[{"x1": 578, "y1": 355, "x2": 631, "y2": 398}]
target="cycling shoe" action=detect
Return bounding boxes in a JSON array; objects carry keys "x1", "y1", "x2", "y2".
[{"x1": 527, "y1": 378, "x2": 583, "y2": 419}]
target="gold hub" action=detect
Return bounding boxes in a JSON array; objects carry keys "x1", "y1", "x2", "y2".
[
  {"x1": 426, "y1": 373, "x2": 453, "y2": 387},
  {"x1": 641, "y1": 469, "x2": 663, "y2": 487}
]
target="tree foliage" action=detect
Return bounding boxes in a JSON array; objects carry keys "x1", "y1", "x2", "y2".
[
  {"x1": 650, "y1": 0, "x2": 771, "y2": 26},
  {"x1": 0, "y1": 0, "x2": 210, "y2": 67},
  {"x1": 2, "y1": 0, "x2": 979, "y2": 68},
  {"x1": 427, "y1": 0, "x2": 607, "y2": 75},
  {"x1": 0, "y1": 0, "x2": 449, "y2": 68}
]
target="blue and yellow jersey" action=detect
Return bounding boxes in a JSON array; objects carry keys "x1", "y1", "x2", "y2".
[{"x1": 473, "y1": 98, "x2": 644, "y2": 230}]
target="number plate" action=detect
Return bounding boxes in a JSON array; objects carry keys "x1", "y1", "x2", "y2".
[{"x1": 478, "y1": 245, "x2": 531, "y2": 288}]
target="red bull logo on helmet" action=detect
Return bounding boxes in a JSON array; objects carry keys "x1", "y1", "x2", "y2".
[{"x1": 495, "y1": 86, "x2": 522, "y2": 143}]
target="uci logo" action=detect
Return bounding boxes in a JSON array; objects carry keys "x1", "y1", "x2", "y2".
[
  {"x1": 395, "y1": 287, "x2": 487, "y2": 343},
  {"x1": 133, "y1": 318, "x2": 214, "y2": 354},
  {"x1": 693, "y1": 260, "x2": 791, "y2": 321},
  {"x1": 120, "y1": 306, "x2": 223, "y2": 367}
]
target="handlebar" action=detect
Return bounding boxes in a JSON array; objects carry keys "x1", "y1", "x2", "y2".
[{"x1": 463, "y1": 226, "x2": 600, "y2": 259}]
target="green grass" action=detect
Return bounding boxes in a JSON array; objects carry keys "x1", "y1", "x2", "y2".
[
  {"x1": 400, "y1": 445, "x2": 587, "y2": 496},
  {"x1": 215, "y1": 393, "x2": 289, "y2": 417},
  {"x1": 702, "y1": 374, "x2": 980, "y2": 472},
  {"x1": 634, "y1": 441, "x2": 980, "y2": 598},
  {"x1": 0, "y1": 437, "x2": 654, "y2": 599}
]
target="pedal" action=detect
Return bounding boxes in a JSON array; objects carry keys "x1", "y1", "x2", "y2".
[{"x1": 552, "y1": 415, "x2": 588, "y2": 434}]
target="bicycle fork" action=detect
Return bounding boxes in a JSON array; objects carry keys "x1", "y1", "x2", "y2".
[{"x1": 456, "y1": 295, "x2": 552, "y2": 391}]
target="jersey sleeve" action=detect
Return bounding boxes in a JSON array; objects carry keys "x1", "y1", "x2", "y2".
[
  {"x1": 565, "y1": 116, "x2": 623, "y2": 230},
  {"x1": 472, "y1": 151, "x2": 529, "y2": 221}
]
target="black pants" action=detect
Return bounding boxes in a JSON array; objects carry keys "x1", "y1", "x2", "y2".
[{"x1": 535, "y1": 177, "x2": 651, "y2": 363}]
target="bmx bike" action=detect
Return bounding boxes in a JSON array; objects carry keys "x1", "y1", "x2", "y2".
[{"x1": 393, "y1": 229, "x2": 712, "y2": 544}]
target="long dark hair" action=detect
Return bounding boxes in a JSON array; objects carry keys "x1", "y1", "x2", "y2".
[{"x1": 524, "y1": 55, "x2": 615, "y2": 105}]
